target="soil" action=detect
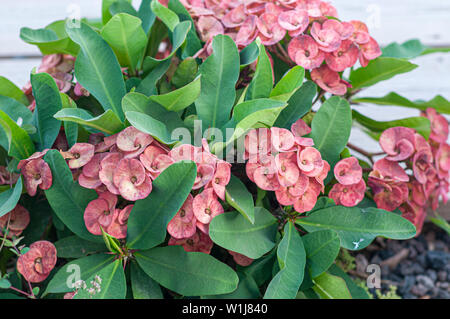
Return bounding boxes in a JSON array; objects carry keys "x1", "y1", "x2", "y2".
[{"x1": 351, "y1": 222, "x2": 450, "y2": 299}]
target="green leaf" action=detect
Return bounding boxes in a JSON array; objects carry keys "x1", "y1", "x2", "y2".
[
  {"x1": 44, "y1": 253, "x2": 114, "y2": 295},
  {"x1": 66, "y1": 21, "x2": 127, "y2": 121},
  {"x1": 102, "y1": 0, "x2": 132, "y2": 25},
  {"x1": 138, "y1": 59, "x2": 172, "y2": 95},
  {"x1": 168, "y1": 0, "x2": 202, "y2": 58},
  {"x1": 59, "y1": 93, "x2": 78, "y2": 147},
  {"x1": 135, "y1": 245, "x2": 238, "y2": 296},
  {"x1": 312, "y1": 272, "x2": 352, "y2": 299},
  {"x1": 352, "y1": 92, "x2": 450, "y2": 115},
  {"x1": 0, "y1": 95, "x2": 33, "y2": 151},
  {"x1": 0, "y1": 177, "x2": 23, "y2": 218},
  {"x1": 350, "y1": 57, "x2": 418, "y2": 89},
  {"x1": 239, "y1": 41, "x2": 259, "y2": 66},
  {"x1": 130, "y1": 262, "x2": 163, "y2": 299},
  {"x1": 20, "y1": 20, "x2": 79, "y2": 56},
  {"x1": 109, "y1": 0, "x2": 138, "y2": 16},
  {"x1": 225, "y1": 174, "x2": 255, "y2": 223},
  {"x1": 429, "y1": 216, "x2": 450, "y2": 236},
  {"x1": 382, "y1": 39, "x2": 428, "y2": 59},
  {"x1": 30, "y1": 72, "x2": 62, "y2": 150},
  {"x1": 54, "y1": 108, "x2": 125, "y2": 135},
  {"x1": 195, "y1": 35, "x2": 240, "y2": 130},
  {"x1": 138, "y1": 0, "x2": 156, "y2": 34},
  {"x1": 0, "y1": 278, "x2": 11, "y2": 289},
  {"x1": 74, "y1": 259, "x2": 126, "y2": 299},
  {"x1": 352, "y1": 109, "x2": 431, "y2": 140},
  {"x1": 274, "y1": 81, "x2": 316, "y2": 129},
  {"x1": 54, "y1": 236, "x2": 107, "y2": 258},
  {"x1": 127, "y1": 161, "x2": 197, "y2": 249},
  {"x1": 101, "y1": 13, "x2": 147, "y2": 74},
  {"x1": 44, "y1": 150, "x2": 101, "y2": 243},
  {"x1": 150, "y1": 75, "x2": 201, "y2": 112},
  {"x1": 171, "y1": 57, "x2": 198, "y2": 88},
  {"x1": 303, "y1": 230, "x2": 340, "y2": 278},
  {"x1": 0, "y1": 77, "x2": 29, "y2": 105},
  {"x1": 310, "y1": 96, "x2": 351, "y2": 166},
  {"x1": 246, "y1": 41, "x2": 273, "y2": 100},
  {"x1": 203, "y1": 271, "x2": 261, "y2": 299},
  {"x1": 296, "y1": 206, "x2": 417, "y2": 250},
  {"x1": 264, "y1": 221, "x2": 306, "y2": 299},
  {"x1": 327, "y1": 264, "x2": 370, "y2": 299},
  {"x1": 150, "y1": 0, "x2": 179, "y2": 31},
  {"x1": 270, "y1": 66, "x2": 305, "y2": 101},
  {"x1": 212, "y1": 98, "x2": 286, "y2": 154},
  {"x1": 240, "y1": 248, "x2": 277, "y2": 286},
  {"x1": 125, "y1": 111, "x2": 175, "y2": 145},
  {"x1": 209, "y1": 208, "x2": 278, "y2": 260},
  {"x1": 0, "y1": 110, "x2": 35, "y2": 160}
]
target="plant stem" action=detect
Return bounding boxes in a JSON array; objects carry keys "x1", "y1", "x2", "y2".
[
  {"x1": 347, "y1": 142, "x2": 376, "y2": 164},
  {"x1": 9, "y1": 286, "x2": 32, "y2": 298}
]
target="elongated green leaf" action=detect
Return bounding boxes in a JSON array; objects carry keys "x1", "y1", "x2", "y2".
[
  {"x1": 54, "y1": 108, "x2": 125, "y2": 135},
  {"x1": 44, "y1": 150, "x2": 101, "y2": 243},
  {"x1": 109, "y1": 0, "x2": 138, "y2": 16},
  {"x1": 44, "y1": 253, "x2": 114, "y2": 295},
  {"x1": 209, "y1": 208, "x2": 278, "y2": 259},
  {"x1": 74, "y1": 259, "x2": 126, "y2": 299},
  {"x1": 135, "y1": 245, "x2": 238, "y2": 296},
  {"x1": 101, "y1": 13, "x2": 147, "y2": 73},
  {"x1": 138, "y1": 0, "x2": 156, "y2": 34},
  {"x1": 171, "y1": 57, "x2": 198, "y2": 88},
  {"x1": 352, "y1": 109, "x2": 431, "y2": 140},
  {"x1": 203, "y1": 271, "x2": 261, "y2": 299},
  {"x1": 0, "y1": 77, "x2": 29, "y2": 105},
  {"x1": 20, "y1": 20, "x2": 79, "y2": 56},
  {"x1": 382, "y1": 39, "x2": 427, "y2": 59},
  {"x1": 151, "y1": 0, "x2": 179, "y2": 31},
  {"x1": 303, "y1": 230, "x2": 340, "y2": 278},
  {"x1": 125, "y1": 111, "x2": 175, "y2": 144},
  {"x1": 310, "y1": 96, "x2": 351, "y2": 166},
  {"x1": 138, "y1": 59, "x2": 171, "y2": 95},
  {"x1": 352, "y1": 92, "x2": 450, "y2": 115},
  {"x1": 168, "y1": 0, "x2": 202, "y2": 58},
  {"x1": 59, "y1": 93, "x2": 78, "y2": 147},
  {"x1": 0, "y1": 110, "x2": 35, "y2": 160},
  {"x1": 195, "y1": 35, "x2": 240, "y2": 130},
  {"x1": 225, "y1": 174, "x2": 255, "y2": 223},
  {"x1": 54, "y1": 236, "x2": 107, "y2": 258},
  {"x1": 239, "y1": 41, "x2": 259, "y2": 66},
  {"x1": 246, "y1": 41, "x2": 273, "y2": 100},
  {"x1": 102, "y1": 0, "x2": 132, "y2": 25},
  {"x1": 270, "y1": 66, "x2": 305, "y2": 101},
  {"x1": 0, "y1": 95, "x2": 33, "y2": 125},
  {"x1": 429, "y1": 216, "x2": 450, "y2": 236},
  {"x1": 122, "y1": 92, "x2": 185, "y2": 132},
  {"x1": 31, "y1": 72, "x2": 62, "y2": 150},
  {"x1": 66, "y1": 21, "x2": 126, "y2": 121},
  {"x1": 350, "y1": 57, "x2": 418, "y2": 89},
  {"x1": 327, "y1": 264, "x2": 370, "y2": 299},
  {"x1": 150, "y1": 75, "x2": 201, "y2": 112},
  {"x1": 274, "y1": 81, "x2": 316, "y2": 129},
  {"x1": 0, "y1": 177, "x2": 23, "y2": 218},
  {"x1": 131, "y1": 262, "x2": 163, "y2": 299},
  {"x1": 312, "y1": 272, "x2": 352, "y2": 299},
  {"x1": 296, "y1": 206, "x2": 416, "y2": 250},
  {"x1": 127, "y1": 161, "x2": 197, "y2": 249},
  {"x1": 264, "y1": 221, "x2": 306, "y2": 299}
]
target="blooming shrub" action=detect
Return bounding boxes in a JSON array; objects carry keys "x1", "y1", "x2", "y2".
[{"x1": 0, "y1": 0, "x2": 448, "y2": 300}]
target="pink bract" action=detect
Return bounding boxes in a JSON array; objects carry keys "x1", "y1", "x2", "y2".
[
  {"x1": 84, "y1": 198, "x2": 114, "y2": 235},
  {"x1": 379, "y1": 127, "x2": 416, "y2": 161},
  {"x1": 22, "y1": 159, "x2": 52, "y2": 196},
  {"x1": 211, "y1": 161, "x2": 231, "y2": 200},
  {"x1": 297, "y1": 147, "x2": 324, "y2": 177},
  {"x1": 16, "y1": 241, "x2": 57, "y2": 283},
  {"x1": 99, "y1": 152, "x2": 123, "y2": 195},
  {"x1": 270, "y1": 127, "x2": 295, "y2": 152},
  {"x1": 275, "y1": 152, "x2": 300, "y2": 187},
  {"x1": 116, "y1": 126, "x2": 153, "y2": 157},
  {"x1": 423, "y1": 108, "x2": 449, "y2": 143},
  {"x1": 333, "y1": 157, "x2": 362, "y2": 185},
  {"x1": 197, "y1": 16, "x2": 224, "y2": 42},
  {"x1": 372, "y1": 158, "x2": 409, "y2": 182},
  {"x1": 167, "y1": 195, "x2": 197, "y2": 239},
  {"x1": 310, "y1": 64, "x2": 350, "y2": 95},
  {"x1": 325, "y1": 40, "x2": 359, "y2": 72},
  {"x1": 62, "y1": 143, "x2": 95, "y2": 169},
  {"x1": 0, "y1": 204, "x2": 30, "y2": 238},
  {"x1": 228, "y1": 250, "x2": 254, "y2": 266},
  {"x1": 329, "y1": 179, "x2": 366, "y2": 207},
  {"x1": 106, "y1": 205, "x2": 133, "y2": 239},
  {"x1": 193, "y1": 188, "x2": 224, "y2": 224},
  {"x1": 310, "y1": 21, "x2": 341, "y2": 53},
  {"x1": 113, "y1": 158, "x2": 152, "y2": 201}
]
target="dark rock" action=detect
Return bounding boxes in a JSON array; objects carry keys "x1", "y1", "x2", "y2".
[
  {"x1": 434, "y1": 241, "x2": 446, "y2": 252},
  {"x1": 425, "y1": 269, "x2": 437, "y2": 282},
  {"x1": 411, "y1": 284, "x2": 428, "y2": 296},
  {"x1": 408, "y1": 246, "x2": 417, "y2": 259},
  {"x1": 416, "y1": 275, "x2": 434, "y2": 291},
  {"x1": 398, "y1": 276, "x2": 415, "y2": 295},
  {"x1": 370, "y1": 255, "x2": 382, "y2": 265},
  {"x1": 379, "y1": 250, "x2": 395, "y2": 260},
  {"x1": 399, "y1": 261, "x2": 415, "y2": 276},
  {"x1": 426, "y1": 251, "x2": 450, "y2": 270},
  {"x1": 412, "y1": 263, "x2": 425, "y2": 275},
  {"x1": 381, "y1": 264, "x2": 390, "y2": 276},
  {"x1": 416, "y1": 254, "x2": 427, "y2": 268},
  {"x1": 437, "y1": 282, "x2": 449, "y2": 290},
  {"x1": 437, "y1": 290, "x2": 450, "y2": 299},
  {"x1": 437, "y1": 270, "x2": 447, "y2": 282}
]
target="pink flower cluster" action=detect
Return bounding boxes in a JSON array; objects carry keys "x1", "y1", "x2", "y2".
[
  {"x1": 17, "y1": 240, "x2": 57, "y2": 283},
  {"x1": 368, "y1": 108, "x2": 449, "y2": 233},
  {"x1": 329, "y1": 157, "x2": 366, "y2": 207},
  {"x1": 245, "y1": 119, "x2": 329, "y2": 213},
  {"x1": 180, "y1": 0, "x2": 381, "y2": 95},
  {"x1": 0, "y1": 204, "x2": 30, "y2": 239}
]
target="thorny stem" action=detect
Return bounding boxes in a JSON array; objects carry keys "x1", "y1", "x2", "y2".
[
  {"x1": 9, "y1": 286, "x2": 33, "y2": 298},
  {"x1": 346, "y1": 142, "x2": 378, "y2": 164},
  {"x1": 312, "y1": 90, "x2": 325, "y2": 107}
]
